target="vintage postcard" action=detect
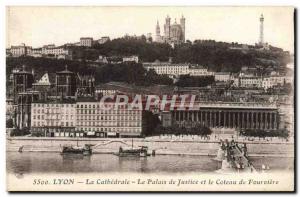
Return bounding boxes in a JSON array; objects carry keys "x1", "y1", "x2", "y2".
[{"x1": 6, "y1": 6, "x2": 295, "y2": 192}]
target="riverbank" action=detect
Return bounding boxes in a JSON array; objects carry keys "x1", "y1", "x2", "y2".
[{"x1": 6, "y1": 137, "x2": 294, "y2": 157}]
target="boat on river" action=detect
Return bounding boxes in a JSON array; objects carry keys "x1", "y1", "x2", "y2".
[
  {"x1": 114, "y1": 146, "x2": 149, "y2": 157},
  {"x1": 61, "y1": 144, "x2": 93, "y2": 155},
  {"x1": 114, "y1": 139, "x2": 150, "y2": 157}
]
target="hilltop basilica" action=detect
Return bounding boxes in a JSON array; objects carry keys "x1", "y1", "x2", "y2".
[{"x1": 155, "y1": 15, "x2": 186, "y2": 45}]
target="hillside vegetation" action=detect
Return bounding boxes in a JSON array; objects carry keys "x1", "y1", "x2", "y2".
[{"x1": 7, "y1": 37, "x2": 291, "y2": 87}]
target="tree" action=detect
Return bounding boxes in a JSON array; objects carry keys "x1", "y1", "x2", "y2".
[
  {"x1": 175, "y1": 75, "x2": 215, "y2": 87},
  {"x1": 10, "y1": 127, "x2": 30, "y2": 136},
  {"x1": 6, "y1": 119, "x2": 13, "y2": 128}
]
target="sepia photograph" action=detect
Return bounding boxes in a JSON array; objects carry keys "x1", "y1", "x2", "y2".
[{"x1": 5, "y1": 6, "x2": 295, "y2": 192}]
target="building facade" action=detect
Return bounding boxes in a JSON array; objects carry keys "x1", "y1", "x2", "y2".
[
  {"x1": 97, "y1": 36, "x2": 110, "y2": 44},
  {"x1": 215, "y1": 72, "x2": 232, "y2": 82},
  {"x1": 30, "y1": 102, "x2": 77, "y2": 137},
  {"x1": 10, "y1": 44, "x2": 32, "y2": 57},
  {"x1": 262, "y1": 75, "x2": 287, "y2": 89},
  {"x1": 80, "y1": 37, "x2": 93, "y2": 47},
  {"x1": 239, "y1": 76, "x2": 263, "y2": 88},
  {"x1": 30, "y1": 101, "x2": 145, "y2": 137},
  {"x1": 41, "y1": 44, "x2": 69, "y2": 57},
  {"x1": 123, "y1": 56, "x2": 139, "y2": 63},
  {"x1": 189, "y1": 66, "x2": 215, "y2": 76},
  {"x1": 170, "y1": 102, "x2": 280, "y2": 131},
  {"x1": 143, "y1": 62, "x2": 189, "y2": 76},
  {"x1": 75, "y1": 102, "x2": 144, "y2": 137}
]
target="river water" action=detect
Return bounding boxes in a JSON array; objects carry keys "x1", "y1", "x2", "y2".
[{"x1": 7, "y1": 152, "x2": 293, "y2": 175}]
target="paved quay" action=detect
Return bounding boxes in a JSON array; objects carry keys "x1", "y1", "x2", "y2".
[{"x1": 7, "y1": 136, "x2": 294, "y2": 157}]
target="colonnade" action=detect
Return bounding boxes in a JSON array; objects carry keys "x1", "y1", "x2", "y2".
[{"x1": 172, "y1": 109, "x2": 279, "y2": 130}]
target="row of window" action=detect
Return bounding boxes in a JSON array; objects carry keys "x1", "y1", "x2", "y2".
[
  {"x1": 76, "y1": 127, "x2": 141, "y2": 132},
  {"x1": 77, "y1": 122, "x2": 141, "y2": 127},
  {"x1": 77, "y1": 115, "x2": 141, "y2": 121},
  {"x1": 32, "y1": 104, "x2": 144, "y2": 111},
  {"x1": 32, "y1": 104, "x2": 75, "y2": 108},
  {"x1": 33, "y1": 115, "x2": 75, "y2": 120},
  {"x1": 76, "y1": 104, "x2": 133, "y2": 110},
  {"x1": 77, "y1": 109, "x2": 141, "y2": 115},
  {"x1": 32, "y1": 121, "x2": 74, "y2": 127},
  {"x1": 32, "y1": 126, "x2": 141, "y2": 133}
]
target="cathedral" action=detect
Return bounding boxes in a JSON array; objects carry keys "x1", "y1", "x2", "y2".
[{"x1": 155, "y1": 15, "x2": 185, "y2": 45}]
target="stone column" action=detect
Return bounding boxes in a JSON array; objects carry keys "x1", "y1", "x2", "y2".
[
  {"x1": 209, "y1": 111, "x2": 212, "y2": 127},
  {"x1": 241, "y1": 111, "x2": 245, "y2": 128},
  {"x1": 260, "y1": 112, "x2": 263, "y2": 129},
  {"x1": 232, "y1": 112, "x2": 236, "y2": 128},
  {"x1": 255, "y1": 112, "x2": 258, "y2": 129},
  {"x1": 237, "y1": 112, "x2": 240, "y2": 128},
  {"x1": 218, "y1": 111, "x2": 221, "y2": 127},
  {"x1": 228, "y1": 112, "x2": 231, "y2": 128},
  {"x1": 251, "y1": 112, "x2": 254, "y2": 129},
  {"x1": 270, "y1": 112, "x2": 273, "y2": 130},
  {"x1": 246, "y1": 112, "x2": 249, "y2": 129},
  {"x1": 200, "y1": 111, "x2": 203, "y2": 126},
  {"x1": 205, "y1": 111, "x2": 208, "y2": 126},
  {"x1": 274, "y1": 112, "x2": 277, "y2": 129},
  {"x1": 214, "y1": 112, "x2": 217, "y2": 128},
  {"x1": 223, "y1": 112, "x2": 226, "y2": 128},
  {"x1": 264, "y1": 112, "x2": 268, "y2": 129}
]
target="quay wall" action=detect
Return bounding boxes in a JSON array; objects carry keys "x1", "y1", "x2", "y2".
[{"x1": 6, "y1": 137, "x2": 294, "y2": 157}]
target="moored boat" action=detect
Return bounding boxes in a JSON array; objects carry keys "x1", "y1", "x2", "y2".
[
  {"x1": 114, "y1": 139, "x2": 150, "y2": 157},
  {"x1": 61, "y1": 144, "x2": 93, "y2": 155},
  {"x1": 114, "y1": 146, "x2": 149, "y2": 157}
]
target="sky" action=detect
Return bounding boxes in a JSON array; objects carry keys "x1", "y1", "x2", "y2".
[{"x1": 6, "y1": 6, "x2": 294, "y2": 52}]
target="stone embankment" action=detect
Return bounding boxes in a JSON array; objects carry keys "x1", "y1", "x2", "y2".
[{"x1": 6, "y1": 136, "x2": 294, "y2": 157}]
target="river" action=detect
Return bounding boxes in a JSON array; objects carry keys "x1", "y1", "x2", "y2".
[{"x1": 7, "y1": 152, "x2": 293, "y2": 175}]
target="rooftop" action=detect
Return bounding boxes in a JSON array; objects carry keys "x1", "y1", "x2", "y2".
[{"x1": 56, "y1": 65, "x2": 74, "y2": 75}]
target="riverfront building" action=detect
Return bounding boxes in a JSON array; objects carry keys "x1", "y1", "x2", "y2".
[
  {"x1": 30, "y1": 100, "x2": 146, "y2": 137},
  {"x1": 30, "y1": 102, "x2": 77, "y2": 137},
  {"x1": 75, "y1": 101, "x2": 144, "y2": 137}
]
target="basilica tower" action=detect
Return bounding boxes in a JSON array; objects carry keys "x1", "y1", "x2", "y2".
[
  {"x1": 164, "y1": 15, "x2": 171, "y2": 41},
  {"x1": 155, "y1": 21, "x2": 161, "y2": 42},
  {"x1": 180, "y1": 15, "x2": 185, "y2": 42}
]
